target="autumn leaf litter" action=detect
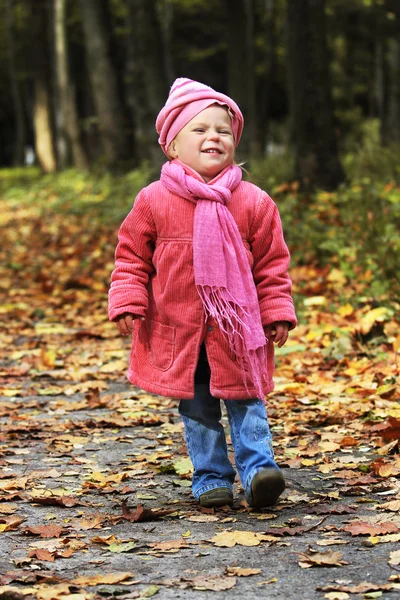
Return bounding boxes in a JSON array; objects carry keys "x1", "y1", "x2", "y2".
[{"x1": 0, "y1": 197, "x2": 400, "y2": 598}]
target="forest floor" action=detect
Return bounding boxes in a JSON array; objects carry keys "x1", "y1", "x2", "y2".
[{"x1": 1, "y1": 184, "x2": 400, "y2": 600}]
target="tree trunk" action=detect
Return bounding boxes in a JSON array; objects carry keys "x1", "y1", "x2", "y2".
[
  {"x1": 375, "y1": 34, "x2": 390, "y2": 145},
  {"x1": 28, "y1": 0, "x2": 57, "y2": 173},
  {"x1": 125, "y1": 0, "x2": 169, "y2": 164},
  {"x1": 244, "y1": 0, "x2": 259, "y2": 158},
  {"x1": 158, "y1": 0, "x2": 175, "y2": 84},
  {"x1": 6, "y1": 0, "x2": 26, "y2": 166},
  {"x1": 226, "y1": 0, "x2": 251, "y2": 156},
  {"x1": 79, "y1": 0, "x2": 130, "y2": 168},
  {"x1": 386, "y1": 35, "x2": 400, "y2": 143},
  {"x1": 54, "y1": 0, "x2": 88, "y2": 169},
  {"x1": 286, "y1": 0, "x2": 344, "y2": 190},
  {"x1": 260, "y1": 0, "x2": 277, "y2": 153}
]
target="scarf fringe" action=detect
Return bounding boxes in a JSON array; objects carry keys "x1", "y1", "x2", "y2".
[{"x1": 197, "y1": 284, "x2": 270, "y2": 400}]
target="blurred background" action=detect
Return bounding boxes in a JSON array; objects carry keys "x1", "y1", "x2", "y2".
[{"x1": 0, "y1": 0, "x2": 399, "y2": 302}]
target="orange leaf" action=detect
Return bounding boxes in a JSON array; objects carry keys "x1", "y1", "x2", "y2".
[
  {"x1": 343, "y1": 520, "x2": 398, "y2": 536},
  {"x1": 23, "y1": 524, "x2": 64, "y2": 538}
]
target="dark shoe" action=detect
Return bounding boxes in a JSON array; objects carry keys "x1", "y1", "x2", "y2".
[
  {"x1": 249, "y1": 468, "x2": 285, "y2": 508},
  {"x1": 199, "y1": 487, "x2": 233, "y2": 508}
]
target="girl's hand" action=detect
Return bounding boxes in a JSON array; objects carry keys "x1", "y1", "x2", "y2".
[
  {"x1": 264, "y1": 321, "x2": 290, "y2": 348},
  {"x1": 114, "y1": 313, "x2": 143, "y2": 336}
]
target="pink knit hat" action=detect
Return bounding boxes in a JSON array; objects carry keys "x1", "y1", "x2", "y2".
[{"x1": 156, "y1": 78, "x2": 244, "y2": 156}]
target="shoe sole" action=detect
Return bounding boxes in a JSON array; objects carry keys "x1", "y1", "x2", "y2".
[
  {"x1": 250, "y1": 468, "x2": 285, "y2": 508},
  {"x1": 199, "y1": 488, "x2": 233, "y2": 508}
]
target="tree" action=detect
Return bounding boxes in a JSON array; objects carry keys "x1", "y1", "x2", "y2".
[
  {"x1": 27, "y1": 0, "x2": 57, "y2": 173},
  {"x1": 5, "y1": 0, "x2": 25, "y2": 166},
  {"x1": 79, "y1": 0, "x2": 130, "y2": 168},
  {"x1": 286, "y1": 0, "x2": 344, "y2": 189},
  {"x1": 226, "y1": 0, "x2": 259, "y2": 158},
  {"x1": 125, "y1": 0, "x2": 169, "y2": 163},
  {"x1": 54, "y1": 0, "x2": 88, "y2": 170}
]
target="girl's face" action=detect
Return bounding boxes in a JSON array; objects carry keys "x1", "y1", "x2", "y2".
[{"x1": 168, "y1": 105, "x2": 235, "y2": 182}]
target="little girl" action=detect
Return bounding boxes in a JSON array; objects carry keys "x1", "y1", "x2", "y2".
[{"x1": 109, "y1": 79, "x2": 296, "y2": 509}]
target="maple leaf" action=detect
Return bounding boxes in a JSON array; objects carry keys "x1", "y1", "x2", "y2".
[
  {"x1": 343, "y1": 520, "x2": 399, "y2": 536},
  {"x1": 23, "y1": 524, "x2": 64, "y2": 538},
  {"x1": 28, "y1": 548, "x2": 55, "y2": 562}
]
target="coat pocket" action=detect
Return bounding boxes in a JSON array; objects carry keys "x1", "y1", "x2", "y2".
[{"x1": 147, "y1": 320, "x2": 175, "y2": 371}]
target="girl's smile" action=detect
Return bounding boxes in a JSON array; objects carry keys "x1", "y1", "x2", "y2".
[{"x1": 168, "y1": 105, "x2": 235, "y2": 182}]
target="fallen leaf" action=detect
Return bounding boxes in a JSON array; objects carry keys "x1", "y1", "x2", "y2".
[
  {"x1": 173, "y1": 458, "x2": 193, "y2": 475},
  {"x1": 298, "y1": 547, "x2": 347, "y2": 568},
  {"x1": 72, "y1": 572, "x2": 134, "y2": 586},
  {"x1": 0, "y1": 515, "x2": 24, "y2": 532},
  {"x1": 187, "y1": 515, "x2": 219, "y2": 523},
  {"x1": 316, "y1": 538, "x2": 349, "y2": 546},
  {"x1": 377, "y1": 499, "x2": 400, "y2": 512},
  {"x1": 343, "y1": 520, "x2": 398, "y2": 536},
  {"x1": 389, "y1": 549, "x2": 400, "y2": 566},
  {"x1": 318, "y1": 582, "x2": 394, "y2": 594},
  {"x1": 211, "y1": 530, "x2": 269, "y2": 547},
  {"x1": 226, "y1": 566, "x2": 261, "y2": 577},
  {"x1": 29, "y1": 495, "x2": 81, "y2": 508},
  {"x1": 121, "y1": 503, "x2": 174, "y2": 522},
  {"x1": 373, "y1": 417, "x2": 400, "y2": 441},
  {"x1": 28, "y1": 549, "x2": 55, "y2": 562},
  {"x1": 108, "y1": 541, "x2": 137, "y2": 553},
  {"x1": 149, "y1": 539, "x2": 189, "y2": 551},
  {"x1": 23, "y1": 524, "x2": 64, "y2": 538}
]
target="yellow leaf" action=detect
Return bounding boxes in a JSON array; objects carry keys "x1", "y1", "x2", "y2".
[
  {"x1": 319, "y1": 441, "x2": 341, "y2": 453},
  {"x1": 258, "y1": 578, "x2": 278, "y2": 586},
  {"x1": 226, "y1": 566, "x2": 261, "y2": 577},
  {"x1": 72, "y1": 572, "x2": 134, "y2": 586},
  {"x1": 327, "y1": 269, "x2": 347, "y2": 286},
  {"x1": 360, "y1": 307, "x2": 389, "y2": 334},
  {"x1": 211, "y1": 530, "x2": 262, "y2": 547},
  {"x1": 337, "y1": 304, "x2": 354, "y2": 317}
]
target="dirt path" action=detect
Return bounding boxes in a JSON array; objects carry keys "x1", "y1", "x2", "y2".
[{"x1": 1, "y1": 375, "x2": 400, "y2": 600}]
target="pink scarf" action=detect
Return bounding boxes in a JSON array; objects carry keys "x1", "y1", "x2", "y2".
[{"x1": 160, "y1": 159, "x2": 269, "y2": 399}]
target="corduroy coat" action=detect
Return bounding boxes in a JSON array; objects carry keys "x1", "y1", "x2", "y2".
[{"x1": 108, "y1": 170, "x2": 297, "y2": 400}]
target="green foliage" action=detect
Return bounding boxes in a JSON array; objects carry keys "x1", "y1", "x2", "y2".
[
  {"x1": 278, "y1": 181, "x2": 400, "y2": 296},
  {"x1": 0, "y1": 165, "x2": 153, "y2": 224},
  {"x1": 246, "y1": 151, "x2": 294, "y2": 193},
  {"x1": 343, "y1": 119, "x2": 400, "y2": 182},
  {"x1": 1, "y1": 154, "x2": 399, "y2": 300},
  {"x1": 249, "y1": 147, "x2": 400, "y2": 298}
]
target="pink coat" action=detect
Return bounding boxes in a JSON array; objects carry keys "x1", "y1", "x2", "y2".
[{"x1": 108, "y1": 172, "x2": 297, "y2": 400}]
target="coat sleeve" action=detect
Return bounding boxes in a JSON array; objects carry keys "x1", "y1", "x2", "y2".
[
  {"x1": 249, "y1": 191, "x2": 297, "y2": 329},
  {"x1": 108, "y1": 188, "x2": 156, "y2": 321}
]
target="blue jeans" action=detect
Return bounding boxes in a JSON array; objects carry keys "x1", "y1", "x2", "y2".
[{"x1": 179, "y1": 383, "x2": 280, "y2": 503}]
